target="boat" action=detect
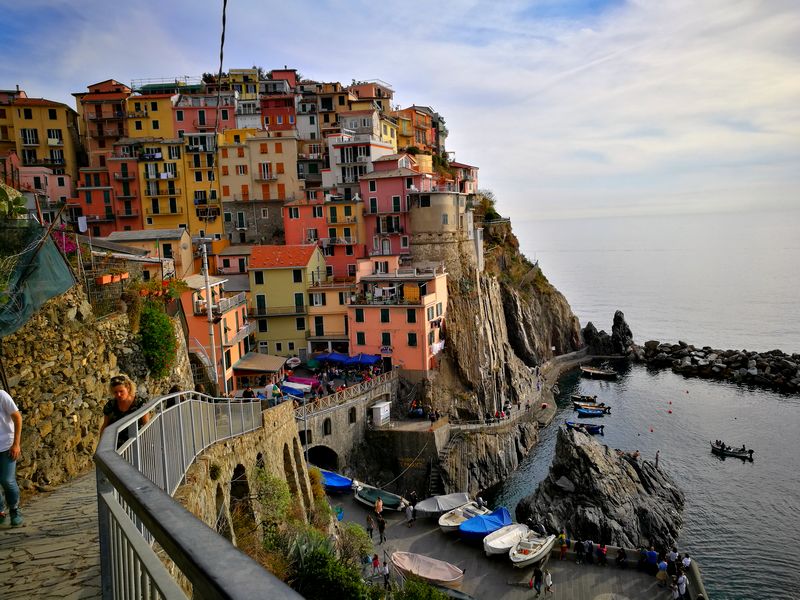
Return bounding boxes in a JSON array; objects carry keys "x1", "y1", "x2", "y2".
[
  {"x1": 576, "y1": 407, "x2": 607, "y2": 418},
  {"x1": 565, "y1": 421, "x2": 605, "y2": 435},
  {"x1": 483, "y1": 523, "x2": 529, "y2": 556},
  {"x1": 318, "y1": 469, "x2": 353, "y2": 494},
  {"x1": 570, "y1": 394, "x2": 599, "y2": 403},
  {"x1": 580, "y1": 365, "x2": 617, "y2": 380},
  {"x1": 572, "y1": 401, "x2": 611, "y2": 413},
  {"x1": 710, "y1": 442, "x2": 754, "y2": 461},
  {"x1": 414, "y1": 493, "x2": 471, "y2": 518},
  {"x1": 438, "y1": 501, "x2": 492, "y2": 533},
  {"x1": 509, "y1": 532, "x2": 557, "y2": 568},
  {"x1": 353, "y1": 482, "x2": 408, "y2": 511},
  {"x1": 458, "y1": 507, "x2": 512, "y2": 541},
  {"x1": 390, "y1": 551, "x2": 464, "y2": 589}
]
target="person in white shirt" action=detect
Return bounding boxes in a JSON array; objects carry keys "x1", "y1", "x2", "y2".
[
  {"x1": 677, "y1": 572, "x2": 688, "y2": 598},
  {"x1": 0, "y1": 389, "x2": 23, "y2": 527},
  {"x1": 381, "y1": 561, "x2": 390, "y2": 589},
  {"x1": 682, "y1": 553, "x2": 692, "y2": 570}
]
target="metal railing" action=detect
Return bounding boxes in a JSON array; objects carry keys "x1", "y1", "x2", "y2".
[
  {"x1": 95, "y1": 391, "x2": 302, "y2": 599},
  {"x1": 293, "y1": 370, "x2": 396, "y2": 419}
]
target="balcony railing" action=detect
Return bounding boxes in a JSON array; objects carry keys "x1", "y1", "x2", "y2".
[
  {"x1": 248, "y1": 304, "x2": 307, "y2": 317},
  {"x1": 193, "y1": 119, "x2": 217, "y2": 129},
  {"x1": 254, "y1": 172, "x2": 277, "y2": 182},
  {"x1": 223, "y1": 321, "x2": 257, "y2": 346},
  {"x1": 188, "y1": 159, "x2": 214, "y2": 170},
  {"x1": 126, "y1": 110, "x2": 148, "y2": 118},
  {"x1": 327, "y1": 215, "x2": 357, "y2": 224},
  {"x1": 194, "y1": 292, "x2": 247, "y2": 316},
  {"x1": 320, "y1": 236, "x2": 355, "y2": 246},
  {"x1": 21, "y1": 137, "x2": 39, "y2": 147},
  {"x1": 138, "y1": 152, "x2": 163, "y2": 161},
  {"x1": 186, "y1": 145, "x2": 214, "y2": 153},
  {"x1": 144, "y1": 206, "x2": 184, "y2": 216},
  {"x1": 23, "y1": 157, "x2": 65, "y2": 167},
  {"x1": 117, "y1": 211, "x2": 140, "y2": 218},
  {"x1": 48, "y1": 137, "x2": 64, "y2": 146},
  {"x1": 88, "y1": 111, "x2": 125, "y2": 120},
  {"x1": 376, "y1": 227, "x2": 405, "y2": 235},
  {"x1": 113, "y1": 172, "x2": 136, "y2": 181},
  {"x1": 307, "y1": 329, "x2": 348, "y2": 339},
  {"x1": 145, "y1": 172, "x2": 179, "y2": 180},
  {"x1": 85, "y1": 214, "x2": 116, "y2": 223},
  {"x1": 145, "y1": 187, "x2": 181, "y2": 197},
  {"x1": 117, "y1": 191, "x2": 137, "y2": 199}
]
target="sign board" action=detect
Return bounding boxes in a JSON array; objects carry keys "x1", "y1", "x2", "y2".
[{"x1": 380, "y1": 346, "x2": 393, "y2": 355}]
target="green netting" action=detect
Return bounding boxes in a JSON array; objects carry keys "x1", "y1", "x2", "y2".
[{"x1": 0, "y1": 220, "x2": 75, "y2": 338}]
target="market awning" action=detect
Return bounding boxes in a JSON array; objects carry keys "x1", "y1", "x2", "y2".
[{"x1": 233, "y1": 352, "x2": 287, "y2": 373}]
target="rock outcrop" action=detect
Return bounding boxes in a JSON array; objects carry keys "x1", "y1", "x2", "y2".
[
  {"x1": 583, "y1": 310, "x2": 634, "y2": 356},
  {"x1": 636, "y1": 340, "x2": 800, "y2": 393},
  {"x1": 516, "y1": 428, "x2": 684, "y2": 549}
]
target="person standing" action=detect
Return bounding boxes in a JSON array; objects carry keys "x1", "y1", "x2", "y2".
[
  {"x1": 405, "y1": 503, "x2": 414, "y2": 528},
  {"x1": 558, "y1": 529, "x2": 568, "y2": 560},
  {"x1": 242, "y1": 386, "x2": 255, "y2": 399},
  {"x1": 366, "y1": 514, "x2": 374, "y2": 540},
  {"x1": 0, "y1": 389, "x2": 23, "y2": 527},
  {"x1": 532, "y1": 564, "x2": 543, "y2": 595},
  {"x1": 377, "y1": 515, "x2": 387, "y2": 544},
  {"x1": 374, "y1": 495, "x2": 384, "y2": 518},
  {"x1": 544, "y1": 569, "x2": 554, "y2": 594},
  {"x1": 371, "y1": 553, "x2": 380, "y2": 575},
  {"x1": 381, "y1": 561, "x2": 390, "y2": 589},
  {"x1": 100, "y1": 374, "x2": 149, "y2": 447},
  {"x1": 655, "y1": 449, "x2": 660, "y2": 468},
  {"x1": 676, "y1": 571, "x2": 689, "y2": 599}
]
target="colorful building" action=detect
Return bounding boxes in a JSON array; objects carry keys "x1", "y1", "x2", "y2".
[
  {"x1": 348, "y1": 256, "x2": 447, "y2": 378},
  {"x1": 306, "y1": 277, "x2": 354, "y2": 355},
  {"x1": 248, "y1": 244, "x2": 327, "y2": 360},
  {"x1": 72, "y1": 79, "x2": 131, "y2": 168},
  {"x1": 282, "y1": 191, "x2": 326, "y2": 246},
  {"x1": 105, "y1": 228, "x2": 195, "y2": 280},
  {"x1": 0, "y1": 88, "x2": 27, "y2": 156},
  {"x1": 322, "y1": 131, "x2": 394, "y2": 200},
  {"x1": 449, "y1": 161, "x2": 479, "y2": 196},
  {"x1": 320, "y1": 195, "x2": 367, "y2": 279},
  {"x1": 348, "y1": 80, "x2": 394, "y2": 114}
]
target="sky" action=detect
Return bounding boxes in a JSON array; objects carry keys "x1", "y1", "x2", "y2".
[{"x1": 1, "y1": 0, "x2": 798, "y2": 221}]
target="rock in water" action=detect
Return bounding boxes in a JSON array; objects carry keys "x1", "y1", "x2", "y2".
[
  {"x1": 516, "y1": 428, "x2": 684, "y2": 549},
  {"x1": 611, "y1": 310, "x2": 634, "y2": 355},
  {"x1": 582, "y1": 322, "x2": 614, "y2": 355}
]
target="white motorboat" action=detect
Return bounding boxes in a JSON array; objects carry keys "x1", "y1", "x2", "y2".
[
  {"x1": 509, "y1": 532, "x2": 557, "y2": 568},
  {"x1": 438, "y1": 501, "x2": 491, "y2": 533},
  {"x1": 482, "y1": 523, "x2": 529, "y2": 556}
]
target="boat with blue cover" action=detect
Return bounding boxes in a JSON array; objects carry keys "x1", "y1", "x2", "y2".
[
  {"x1": 576, "y1": 407, "x2": 607, "y2": 418},
  {"x1": 458, "y1": 507, "x2": 513, "y2": 541},
  {"x1": 565, "y1": 421, "x2": 604, "y2": 434},
  {"x1": 319, "y1": 469, "x2": 353, "y2": 493}
]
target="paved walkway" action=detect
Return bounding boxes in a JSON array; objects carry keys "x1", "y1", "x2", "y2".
[{"x1": 0, "y1": 472, "x2": 101, "y2": 599}]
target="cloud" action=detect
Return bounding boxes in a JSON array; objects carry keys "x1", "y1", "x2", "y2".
[{"x1": 2, "y1": 0, "x2": 798, "y2": 219}]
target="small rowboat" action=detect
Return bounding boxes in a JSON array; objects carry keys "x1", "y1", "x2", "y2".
[
  {"x1": 483, "y1": 523, "x2": 529, "y2": 556},
  {"x1": 391, "y1": 551, "x2": 464, "y2": 589},
  {"x1": 565, "y1": 421, "x2": 604, "y2": 435},
  {"x1": 573, "y1": 401, "x2": 611, "y2": 413},
  {"x1": 509, "y1": 533, "x2": 557, "y2": 568},
  {"x1": 571, "y1": 394, "x2": 599, "y2": 403},
  {"x1": 353, "y1": 482, "x2": 407, "y2": 511},
  {"x1": 438, "y1": 501, "x2": 491, "y2": 533},
  {"x1": 319, "y1": 469, "x2": 353, "y2": 494},
  {"x1": 580, "y1": 366, "x2": 617, "y2": 380},
  {"x1": 414, "y1": 493, "x2": 471, "y2": 518},
  {"x1": 710, "y1": 442, "x2": 754, "y2": 461},
  {"x1": 576, "y1": 407, "x2": 606, "y2": 418}
]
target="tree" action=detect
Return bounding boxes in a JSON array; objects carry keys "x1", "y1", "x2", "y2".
[
  {"x1": 475, "y1": 189, "x2": 501, "y2": 221},
  {"x1": 336, "y1": 522, "x2": 372, "y2": 567},
  {"x1": 139, "y1": 304, "x2": 177, "y2": 378}
]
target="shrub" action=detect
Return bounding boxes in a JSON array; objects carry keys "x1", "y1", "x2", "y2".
[
  {"x1": 253, "y1": 469, "x2": 292, "y2": 530},
  {"x1": 336, "y1": 521, "x2": 372, "y2": 567},
  {"x1": 139, "y1": 304, "x2": 177, "y2": 378},
  {"x1": 307, "y1": 466, "x2": 326, "y2": 500},
  {"x1": 289, "y1": 546, "x2": 367, "y2": 600},
  {"x1": 393, "y1": 577, "x2": 451, "y2": 599}
]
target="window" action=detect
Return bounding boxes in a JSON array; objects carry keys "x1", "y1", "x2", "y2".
[
  {"x1": 420, "y1": 195, "x2": 431, "y2": 207},
  {"x1": 355, "y1": 308, "x2": 364, "y2": 323},
  {"x1": 295, "y1": 317, "x2": 305, "y2": 331},
  {"x1": 224, "y1": 349, "x2": 231, "y2": 369},
  {"x1": 276, "y1": 116, "x2": 283, "y2": 125},
  {"x1": 407, "y1": 309, "x2": 416, "y2": 323},
  {"x1": 436, "y1": 302, "x2": 443, "y2": 317},
  {"x1": 381, "y1": 332, "x2": 391, "y2": 346},
  {"x1": 408, "y1": 333, "x2": 418, "y2": 347},
  {"x1": 275, "y1": 342, "x2": 282, "y2": 353},
  {"x1": 427, "y1": 307, "x2": 435, "y2": 320},
  {"x1": 356, "y1": 332, "x2": 365, "y2": 345},
  {"x1": 442, "y1": 213, "x2": 449, "y2": 225},
  {"x1": 237, "y1": 147, "x2": 244, "y2": 157},
  {"x1": 236, "y1": 165, "x2": 248, "y2": 175},
  {"x1": 368, "y1": 181, "x2": 376, "y2": 192},
  {"x1": 406, "y1": 177, "x2": 414, "y2": 189},
  {"x1": 258, "y1": 319, "x2": 267, "y2": 332},
  {"x1": 323, "y1": 418, "x2": 332, "y2": 436},
  {"x1": 349, "y1": 407, "x2": 357, "y2": 424},
  {"x1": 194, "y1": 171, "x2": 203, "y2": 182},
  {"x1": 345, "y1": 245, "x2": 354, "y2": 256},
  {"x1": 135, "y1": 121, "x2": 142, "y2": 131},
  {"x1": 21, "y1": 128, "x2": 39, "y2": 145},
  {"x1": 292, "y1": 269, "x2": 302, "y2": 283},
  {"x1": 401, "y1": 236, "x2": 409, "y2": 248},
  {"x1": 221, "y1": 109, "x2": 229, "y2": 120},
  {"x1": 312, "y1": 206, "x2": 323, "y2": 218},
  {"x1": 224, "y1": 211, "x2": 232, "y2": 222},
  {"x1": 168, "y1": 145, "x2": 181, "y2": 159},
  {"x1": 369, "y1": 198, "x2": 377, "y2": 214},
  {"x1": 392, "y1": 196, "x2": 401, "y2": 212},
  {"x1": 48, "y1": 108, "x2": 57, "y2": 120},
  {"x1": 150, "y1": 101, "x2": 158, "y2": 112},
  {"x1": 380, "y1": 309, "x2": 390, "y2": 323},
  {"x1": 309, "y1": 115, "x2": 316, "y2": 125},
  {"x1": 288, "y1": 342, "x2": 295, "y2": 351},
  {"x1": 261, "y1": 208, "x2": 269, "y2": 218},
  {"x1": 176, "y1": 110, "x2": 184, "y2": 122},
  {"x1": 310, "y1": 293, "x2": 326, "y2": 306},
  {"x1": 289, "y1": 115, "x2": 295, "y2": 124},
  {"x1": 288, "y1": 207, "x2": 299, "y2": 219},
  {"x1": 152, "y1": 119, "x2": 159, "y2": 130},
  {"x1": 254, "y1": 271, "x2": 264, "y2": 285},
  {"x1": 57, "y1": 176, "x2": 65, "y2": 187},
  {"x1": 429, "y1": 331, "x2": 435, "y2": 345}
]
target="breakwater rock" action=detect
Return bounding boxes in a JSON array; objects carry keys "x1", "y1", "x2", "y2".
[
  {"x1": 582, "y1": 310, "x2": 635, "y2": 356},
  {"x1": 638, "y1": 340, "x2": 800, "y2": 393},
  {"x1": 516, "y1": 428, "x2": 684, "y2": 549}
]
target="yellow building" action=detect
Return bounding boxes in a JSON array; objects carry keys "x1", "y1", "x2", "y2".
[
  {"x1": 183, "y1": 136, "x2": 223, "y2": 240},
  {"x1": 126, "y1": 94, "x2": 176, "y2": 139},
  {"x1": 0, "y1": 89, "x2": 26, "y2": 156},
  {"x1": 248, "y1": 244, "x2": 327, "y2": 360},
  {"x1": 9, "y1": 97, "x2": 81, "y2": 192},
  {"x1": 306, "y1": 279, "x2": 355, "y2": 354},
  {"x1": 224, "y1": 69, "x2": 259, "y2": 100},
  {"x1": 379, "y1": 114, "x2": 398, "y2": 152}
]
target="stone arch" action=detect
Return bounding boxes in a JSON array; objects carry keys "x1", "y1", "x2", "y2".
[
  {"x1": 215, "y1": 483, "x2": 233, "y2": 542},
  {"x1": 323, "y1": 417, "x2": 332, "y2": 436},
  {"x1": 307, "y1": 445, "x2": 339, "y2": 471},
  {"x1": 229, "y1": 464, "x2": 255, "y2": 544},
  {"x1": 283, "y1": 443, "x2": 300, "y2": 499},
  {"x1": 293, "y1": 437, "x2": 312, "y2": 509}
]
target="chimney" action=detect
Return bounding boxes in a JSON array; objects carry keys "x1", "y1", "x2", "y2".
[{"x1": 16, "y1": 84, "x2": 20, "y2": 92}]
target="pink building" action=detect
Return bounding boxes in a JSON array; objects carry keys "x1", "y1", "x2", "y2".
[
  {"x1": 347, "y1": 256, "x2": 447, "y2": 379},
  {"x1": 358, "y1": 153, "x2": 433, "y2": 258},
  {"x1": 283, "y1": 191, "x2": 327, "y2": 245},
  {"x1": 173, "y1": 92, "x2": 237, "y2": 136},
  {"x1": 449, "y1": 161, "x2": 479, "y2": 195}
]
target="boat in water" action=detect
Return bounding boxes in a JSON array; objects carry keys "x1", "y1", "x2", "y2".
[
  {"x1": 570, "y1": 394, "x2": 599, "y2": 403},
  {"x1": 318, "y1": 469, "x2": 353, "y2": 494},
  {"x1": 458, "y1": 507, "x2": 512, "y2": 541},
  {"x1": 710, "y1": 441, "x2": 754, "y2": 461},
  {"x1": 391, "y1": 551, "x2": 464, "y2": 589},
  {"x1": 353, "y1": 482, "x2": 408, "y2": 511},
  {"x1": 414, "y1": 493, "x2": 471, "y2": 518},
  {"x1": 580, "y1": 365, "x2": 618, "y2": 380},
  {"x1": 572, "y1": 401, "x2": 611, "y2": 413},
  {"x1": 576, "y1": 407, "x2": 607, "y2": 418},
  {"x1": 565, "y1": 421, "x2": 605, "y2": 435},
  {"x1": 438, "y1": 501, "x2": 492, "y2": 533},
  {"x1": 483, "y1": 523, "x2": 529, "y2": 556},
  {"x1": 509, "y1": 532, "x2": 557, "y2": 568}
]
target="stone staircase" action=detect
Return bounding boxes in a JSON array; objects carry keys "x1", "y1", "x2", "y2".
[{"x1": 427, "y1": 431, "x2": 464, "y2": 497}]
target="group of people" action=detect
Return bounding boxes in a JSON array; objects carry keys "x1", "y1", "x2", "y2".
[
  {"x1": 530, "y1": 563, "x2": 554, "y2": 595},
  {"x1": 642, "y1": 546, "x2": 694, "y2": 599},
  {"x1": 714, "y1": 439, "x2": 750, "y2": 453}
]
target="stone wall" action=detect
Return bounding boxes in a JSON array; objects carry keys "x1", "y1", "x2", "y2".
[
  {"x1": 0, "y1": 285, "x2": 193, "y2": 491},
  {"x1": 222, "y1": 199, "x2": 284, "y2": 245},
  {"x1": 173, "y1": 401, "x2": 312, "y2": 546}
]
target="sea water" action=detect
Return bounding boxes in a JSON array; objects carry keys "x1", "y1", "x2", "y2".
[{"x1": 491, "y1": 209, "x2": 800, "y2": 599}]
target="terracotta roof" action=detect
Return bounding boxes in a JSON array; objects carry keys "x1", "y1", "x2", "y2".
[
  {"x1": 359, "y1": 167, "x2": 420, "y2": 180},
  {"x1": 373, "y1": 153, "x2": 414, "y2": 163},
  {"x1": 81, "y1": 92, "x2": 130, "y2": 102},
  {"x1": 13, "y1": 98, "x2": 67, "y2": 108},
  {"x1": 449, "y1": 161, "x2": 478, "y2": 170},
  {"x1": 250, "y1": 245, "x2": 317, "y2": 269}
]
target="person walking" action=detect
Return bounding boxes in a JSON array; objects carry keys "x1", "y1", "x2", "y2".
[
  {"x1": 405, "y1": 503, "x2": 414, "y2": 528},
  {"x1": 374, "y1": 495, "x2": 384, "y2": 518},
  {"x1": 558, "y1": 529, "x2": 568, "y2": 560},
  {"x1": 544, "y1": 569, "x2": 554, "y2": 594},
  {"x1": 0, "y1": 388, "x2": 23, "y2": 527},
  {"x1": 371, "y1": 553, "x2": 380, "y2": 576},
  {"x1": 382, "y1": 561, "x2": 390, "y2": 589},
  {"x1": 532, "y1": 564, "x2": 543, "y2": 595},
  {"x1": 377, "y1": 515, "x2": 387, "y2": 544},
  {"x1": 366, "y1": 514, "x2": 374, "y2": 540},
  {"x1": 100, "y1": 374, "x2": 149, "y2": 447}
]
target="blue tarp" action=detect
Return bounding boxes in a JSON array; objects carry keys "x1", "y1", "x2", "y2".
[
  {"x1": 458, "y1": 507, "x2": 512, "y2": 540},
  {"x1": 314, "y1": 352, "x2": 331, "y2": 361},
  {"x1": 325, "y1": 351, "x2": 350, "y2": 364},
  {"x1": 319, "y1": 469, "x2": 353, "y2": 493},
  {"x1": 280, "y1": 385, "x2": 305, "y2": 399},
  {"x1": 354, "y1": 353, "x2": 381, "y2": 365}
]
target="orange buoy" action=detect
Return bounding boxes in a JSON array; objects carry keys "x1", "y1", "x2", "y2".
[{"x1": 668, "y1": 410, "x2": 672, "y2": 414}]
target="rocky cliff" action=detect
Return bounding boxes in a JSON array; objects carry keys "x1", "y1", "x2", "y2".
[
  {"x1": 0, "y1": 285, "x2": 193, "y2": 491},
  {"x1": 517, "y1": 428, "x2": 685, "y2": 549}
]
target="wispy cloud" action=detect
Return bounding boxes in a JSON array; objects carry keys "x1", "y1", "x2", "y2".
[{"x1": 2, "y1": 0, "x2": 798, "y2": 219}]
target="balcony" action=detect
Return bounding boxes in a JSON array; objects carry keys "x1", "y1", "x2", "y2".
[
  {"x1": 23, "y1": 157, "x2": 65, "y2": 167},
  {"x1": 248, "y1": 304, "x2": 307, "y2": 317},
  {"x1": 192, "y1": 119, "x2": 217, "y2": 130},
  {"x1": 144, "y1": 206, "x2": 183, "y2": 216},
  {"x1": 93, "y1": 129, "x2": 124, "y2": 138},
  {"x1": 235, "y1": 107, "x2": 261, "y2": 116},
  {"x1": 187, "y1": 160, "x2": 214, "y2": 170},
  {"x1": 113, "y1": 173, "x2": 136, "y2": 181},
  {"x1": 196, "y1": 206, "x2": 221, "y2": 220},
  {"x1": 127, "y1": 110, "x2": 148, "y2": 118},
  {"x1": 117, "y1": 191, "x2": 137, "y2": 199},
  {"x1": 138, "y1": 152, "x2": 163, "y2": 161},
  {"x1": 145, "y1": 172, "x2": 179, "y2": 181},
  {"x1": 145, "y1": 187, "x2": 181, "y2": 197},
  {"x1": 88, "y1": 112, "x2": 125, "y2": 120},
  {"x1": 186, "y1": 145, "x2": 214, "y2": 153},
  {"x1": 21, "y1": 137, "x2": 40, "y2": 147},
  {"x1": 307, "y1": 329, "x2": 348, "y2": 340},
  {"x1": 254, "y1": 172, "x2": 277, "y2": 182},
  {"x1": 48, "y1": 137, "x2": 64, "y2": 146},
  {"x1": 223, "y1": 321, "x2": 257, "y2": 347},
  {"x1": 85, "y1": 214, "x2": 116, "y2": 223},
  {"x1": 117, "y1": 211, "x2": 140, "y2": 218},
  {"x1": 376, "y1": 227, "x2": 405, "y2": 235},
  {"x1": 194, "y1": 292, "x2": 247, "y2": 317},
  {"x1": 320, "y1": 236, "x2": 355, "y2": 246},
  {"x1": 327, "y1": 215, "x2": 357, "y2": 224}
]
